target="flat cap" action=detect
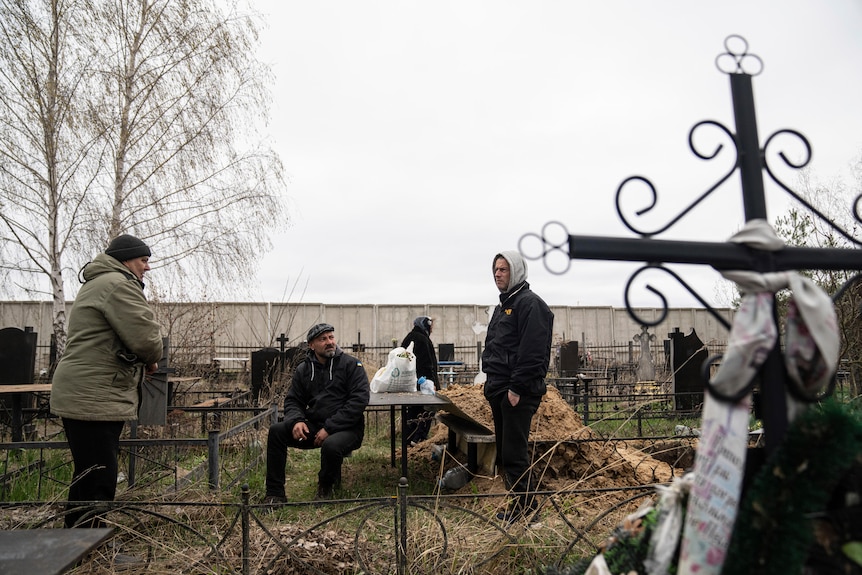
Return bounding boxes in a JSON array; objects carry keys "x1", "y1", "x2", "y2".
[{"x1": 307, "y1": 323, "x2": 335, "y2": 342}]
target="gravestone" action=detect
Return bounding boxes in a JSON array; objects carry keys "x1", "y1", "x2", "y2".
[
  {"x1": 251, "y1": 347, "x2": 281, "y2": 402},
  {"x1": 0, "y1": 326, "x2": 37, "y2": 385},
  {"x1": 0, "y1": 326, "x2": 38, "y2": 440},
  {"x1": 283, "y1": 346, "x2": 304, "y2": 372},
  {"x1": 559, "y1": 341, "x2": 580, "y2": 377},
  {"x1": 668, "y1": 327, "x2": 707, "y2": 410},
  {"x1": 633, "y1": 325, "x2": 656, "y2": 382},
  {"x1": 438, "y1": 344, "x2": 455, "y2": 362}
]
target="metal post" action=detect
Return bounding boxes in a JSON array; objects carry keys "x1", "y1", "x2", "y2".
[
  {"x1": 207, "y1": 430, "x2": 220, "y2": 489},
  {"x1": 581, "y1": 378, "x2": 590, "y2": 426},
  {"x1": 241, "y1": 484, "x2": 250, "y2": 575},
  {"x1": 400, "y1": 406, "x2": 409, "y2": 477},
  {"x1": 396, "y1": 476, "x2": 408, "y2": 575}
]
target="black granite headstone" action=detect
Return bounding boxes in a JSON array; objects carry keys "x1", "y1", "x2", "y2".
[
  {"x1": 251, "y1": 347, "x2": 281, "y2": 401},
  {"x1": 0, "y1": 326, "x2": 38, "y2": 439},
  {"x1": 669, "y1": 327, "x2": 707, "y2": 410},
  {"x1": 0, "y1": 326, "x2": 37, "y2": 385},
  {"x1": 438, "y1": 344, "x2": 455, "y2": 362},
  {"x1": 559, "y1": 341, "x2": 580, "y2": 377}
]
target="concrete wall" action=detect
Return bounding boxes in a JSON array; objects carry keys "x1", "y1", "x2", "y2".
[{"x1": 1, "y1": 300, "x2": 734, "y2": 351}]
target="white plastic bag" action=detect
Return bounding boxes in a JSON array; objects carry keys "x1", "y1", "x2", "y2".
[{"x1": 370, "y1": 342, "x2": 417, "y2": 393}]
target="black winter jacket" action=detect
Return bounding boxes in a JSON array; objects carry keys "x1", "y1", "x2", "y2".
[
  {"x1": 482, "y1": 280, "x2": 554, "y2": 398},
  {"x1": 401, "y1": 327, "x2": 439, "y2": 387},
  {"x1": 283, "y1": 347, "x2": 370, "y2": 438}
]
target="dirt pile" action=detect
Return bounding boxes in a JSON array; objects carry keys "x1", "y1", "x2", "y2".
[{"x1": 412, "y1": 383, "x2": 681, "y2": 490}]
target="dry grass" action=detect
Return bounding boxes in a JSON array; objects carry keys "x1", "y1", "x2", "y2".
[{"x1": 0, "y1": 374, "x2": 678, "y2": 574}]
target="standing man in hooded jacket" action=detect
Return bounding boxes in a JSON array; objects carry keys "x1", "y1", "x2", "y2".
[
  {"x1": 400, "y1": 316, "x2": 438, "y2": 443},
  {"x1": 482, "y1": 250, "x2": 553, "y2": 523},
  {"x1": 50, "y1": 234, "x2": 163, "y2": 528},
  {"x1": 264, "y1": 323, "x2": 370, "y2": 502}
]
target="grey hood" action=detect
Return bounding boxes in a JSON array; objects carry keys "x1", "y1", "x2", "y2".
[{"x1": 494, "y1": 250, "x2": 528, "y2": 293}]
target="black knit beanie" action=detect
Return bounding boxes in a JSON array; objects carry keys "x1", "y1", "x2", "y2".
[{"x1": 105, "y1": 234, "x2": 151, "y2": 262}]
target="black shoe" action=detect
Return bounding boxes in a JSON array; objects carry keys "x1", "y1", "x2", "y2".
[
  {"x1": 263, "y1": 495, "x2": 287, "y2": 505},
  {"x1": 314, "y1": 484, "x2": 334, "y2": 500}
]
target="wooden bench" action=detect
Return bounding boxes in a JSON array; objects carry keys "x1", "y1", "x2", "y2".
[{"x1": 436, "y1": 412, "x2": 495, "y2": 474}]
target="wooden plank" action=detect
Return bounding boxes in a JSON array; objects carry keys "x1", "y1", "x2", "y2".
[
  {"x1": 437, "y1": 413, "x2": 494, "y2": 442},
  {"x1": 191, "y1": 397, "x2": 233, "y2": 408},
  {"x1": 167, "y1": 376, "x2": 203, "y2": 383},
  {"x1": 0, "y1": 528, "x2": 113, "y2": 574},
  {"x1": 0, "y1": 384, "x2": 52, "y2": 393}
]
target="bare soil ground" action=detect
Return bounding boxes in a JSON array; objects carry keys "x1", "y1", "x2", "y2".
[{"x1": 408, "y1": 383, "x2": 682, "y2": 490}]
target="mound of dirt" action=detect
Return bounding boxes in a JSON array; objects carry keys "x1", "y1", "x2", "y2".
[
  {"x1": 410, "y1": 383, "x2": 683, "y2": 490},
  {"x1": 436, "y1": 383, "x2": 592, "y2": 442}
]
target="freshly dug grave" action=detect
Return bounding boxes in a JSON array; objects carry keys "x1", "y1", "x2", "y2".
[{"x1": 409, "y1": 383, "x2": 687, "y2": 491}]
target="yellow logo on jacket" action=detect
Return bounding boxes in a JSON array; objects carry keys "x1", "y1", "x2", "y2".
[{"x1": 504, "y1": 308, "x2": 513, "y2": 315}]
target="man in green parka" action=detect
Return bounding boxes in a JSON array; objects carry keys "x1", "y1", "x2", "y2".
[{"x1": 50, "y1": 234, "x2": 163, "y2": 528}]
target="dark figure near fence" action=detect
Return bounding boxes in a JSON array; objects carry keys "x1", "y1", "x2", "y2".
[
  {"x1": 482, "y1": 251, "x2": 553, "y2": 524},
  {"x1": 50, "y1": 235, "x2": 163, "y2": 528},
  {"x1": 264, "y1": 323, "x2": 370, "y2": 502},
  {"x1": 400, "y1": 316, "x2": 438, "y2": 444}
]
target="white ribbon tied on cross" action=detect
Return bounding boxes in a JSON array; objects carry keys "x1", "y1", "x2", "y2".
[{"x1": 675, "y1": 219, "x2": 839, "y2": 575}]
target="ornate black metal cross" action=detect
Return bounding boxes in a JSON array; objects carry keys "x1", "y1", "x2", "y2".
[{"x1": 521, "y1": 35, "x2": 862, "y2": 455}]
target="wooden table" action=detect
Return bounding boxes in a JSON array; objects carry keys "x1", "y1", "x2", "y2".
[
  {"x1": 368, "y1": 391, "x2": 451, "y2": 478},
  {"x1": 0, "y1": 383, "x2": 52, "y2": 442},
  {"x1": 0, "y1": 527, "x2": 112, "y2": 574}
]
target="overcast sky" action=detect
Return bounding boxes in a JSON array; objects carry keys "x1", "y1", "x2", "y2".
[{"x1": 248, "y1": 0, "x2": 862, "y2": 309}]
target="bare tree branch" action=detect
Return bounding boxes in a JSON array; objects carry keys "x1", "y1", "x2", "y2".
[{"x1": 0, "y1": 0, "x2": 288, "y2": 353}]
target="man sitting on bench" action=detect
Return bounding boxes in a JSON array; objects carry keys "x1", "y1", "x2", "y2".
[{"x1": 263, "y1": 323, "x2": 370, "y2": 502}]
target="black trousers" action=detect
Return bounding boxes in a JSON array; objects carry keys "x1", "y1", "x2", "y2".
[
  {"x1": 486, "y1": 388, "x2": 541, "y2": 510},
  {"x1": 62, "y1": 418, "x2": 125, "y2": 528},
  {"x1": 265, "y1": 421, "x2": 362, "y2": 498}
]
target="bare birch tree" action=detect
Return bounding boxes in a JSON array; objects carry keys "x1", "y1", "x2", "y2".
[
  {"x1": 0, "y1": 0, "x2": 287, "y2": 354},
  {"x1": 0, "y1": 0, "x2": 102, "y2": 352},
  {"x1": 86, "y1": 0, "x2": 285, "y2": 284}
]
